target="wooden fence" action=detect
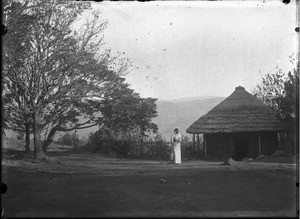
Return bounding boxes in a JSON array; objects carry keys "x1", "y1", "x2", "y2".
[
  {"x1": 130, "y1": 139, "x2": 169, "y2": 158},
  {"x1": 95, "y1": 139, "x2": 203, "y2": 160}
]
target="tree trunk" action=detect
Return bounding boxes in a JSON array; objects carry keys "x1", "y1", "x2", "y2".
[
  {"x1": 25, "y1": 124, "x2": 30, "y2": 152},
  {"x1": 33, "y1": 111, "x2": 45, "y2": 159},
  {"x1": 42, "y1": 127, "x2": 57, "y2": 152}
]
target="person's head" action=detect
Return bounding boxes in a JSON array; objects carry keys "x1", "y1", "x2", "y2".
[{"x1": 174, "y1": 128, "x2": 179, "y2": 134}]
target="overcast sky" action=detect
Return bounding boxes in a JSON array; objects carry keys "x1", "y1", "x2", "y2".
[{"x1": 89, "y1": 1, "x2": 296, "y2": 100}]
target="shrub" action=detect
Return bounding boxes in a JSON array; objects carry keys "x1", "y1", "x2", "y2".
[
  {"x1": 57, "y1": 132, "x2": 73, "y2": 146},
  {"x1": 16, "y1": 132, "x2": 24, "y2": 140}
]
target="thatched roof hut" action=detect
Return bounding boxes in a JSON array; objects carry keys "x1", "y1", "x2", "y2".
[
  {"x1": 186, "y1": 86, "x2": 288, "y2": 134},
  {"x1": 186, "y1": 86, "x2": 289, "y2": 160}
]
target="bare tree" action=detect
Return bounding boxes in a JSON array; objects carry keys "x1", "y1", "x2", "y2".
[
  {"x1": 3, "y1": 0, "x2": 37, "y2": 152},
  {"x1": 3, "y1": 1, "x2": 131, "y2": 158}
]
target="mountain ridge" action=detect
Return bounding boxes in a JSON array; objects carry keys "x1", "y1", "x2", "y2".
[
  {"x1": 4, "y1": 96, "x2": 226, "y2": 141},
  {"x1": 153, "y1": 96, "x2": 225, "y2": 140},
  {"x1": 158, "y1": 95, "x2": 224, "y2": 103}
]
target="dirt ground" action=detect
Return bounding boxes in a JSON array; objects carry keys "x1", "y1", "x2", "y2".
[{"x1": 1, "y1": 142, "x2": 299, "y2": 218}]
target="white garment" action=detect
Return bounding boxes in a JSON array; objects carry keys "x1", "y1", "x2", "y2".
[{"x1": 171, "y1": 133, "x2": 183, "y2": 164}]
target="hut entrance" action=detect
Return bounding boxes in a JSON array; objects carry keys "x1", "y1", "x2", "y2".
[{"x1": 235, "y1": 136, "x2": 250, "y2": 160}]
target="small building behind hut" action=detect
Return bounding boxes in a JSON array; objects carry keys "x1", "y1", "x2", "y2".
[{"x1": 186, "y1": 86, "x2": 289, "y2": 160}]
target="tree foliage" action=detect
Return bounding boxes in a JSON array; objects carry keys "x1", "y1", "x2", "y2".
[
  {"x1": 99, "y1": 80, "x2": 158, "y2": 140},
  {"x1": 57, "y1": 132, "x2": 73, "y2": 146},
  {"x1": 253, "y1": 66, "x2": 299, "y2": 124},
  {"x1": 253, "y1": 65, "x2": 299, "y2": 154},
  {"x1": 2, "y1": 0, "x2": 37, "y2": 151},
  {"x1": 3, "y1": 0, "x2": 137, "y2": 158}
]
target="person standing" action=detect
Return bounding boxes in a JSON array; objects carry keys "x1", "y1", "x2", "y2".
[{"x1": 171, "y1": 128, "x2": 183, "y2": 164}]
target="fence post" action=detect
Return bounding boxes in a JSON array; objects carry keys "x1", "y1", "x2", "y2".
[
  {"x1": 135, "y1": 141, "x2": 138, "y2": 157},
  {"x1": 160, "y1": 140, "x2": 163, "y2": 157},
  {"x1": 108, "y1": 140, "x2": 111, "y2": 154},
  {"x1": 140, "y1": 139, "x2": 143, "y2": 157}
]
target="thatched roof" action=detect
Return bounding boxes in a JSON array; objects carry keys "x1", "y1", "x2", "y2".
[{"x1": 186, "y1": 86, "x2": 289, "y2": 134}]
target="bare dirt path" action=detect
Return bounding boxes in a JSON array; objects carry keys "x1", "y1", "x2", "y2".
[{"x1": 1, "y1": 145, "x2": 298, "y2": 218}]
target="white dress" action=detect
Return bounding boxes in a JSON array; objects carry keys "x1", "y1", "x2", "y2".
[{"x1": 171, "y1": 133, "x2": 183, "y2": 164}]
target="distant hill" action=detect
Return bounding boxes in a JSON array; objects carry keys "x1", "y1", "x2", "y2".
[
  {"x1": 161, "y1": 95, "x2": 218, "y2": 103},
  {"x1": 3, "y1": 96, "x2": 225, "y2": 142},
  {"x1": 153, "y1": 96, "x2": 225, "y2": 140}
]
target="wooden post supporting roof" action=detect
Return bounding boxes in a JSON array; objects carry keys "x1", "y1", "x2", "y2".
[
  {"x1": 280, "y1": 131, "x2": 284, "y2": 151},
  {"x1": 204, "y1": 134, "x2": 207, "y2": 158},
  {"x1": 193, "y1": 134, "x2": 195, "y2": 150},
  {"x1": 197, "y1": 134, "x2": 200, "y2": 156},
  {"x1": 229, "y1": 134, "x2": 235, "y2": 158},
  {"x1": 258, "y1": 134, "x2": 261, "y2": 156}
]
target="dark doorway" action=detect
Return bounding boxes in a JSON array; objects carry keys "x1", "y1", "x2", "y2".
[{"x1": 235, "y1": 136, "x2": 250, "y2": 160}]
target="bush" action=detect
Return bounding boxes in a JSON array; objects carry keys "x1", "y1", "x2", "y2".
[
  {"x1": 181, "y1": 141, "x2": 202, "y2": 160},
  {"x1": 160, "y1": 142, "x2": 172, "y2": 160},
  {"x1": 16, "y1": 132, "x2": 24, "y2": 140},
  {"x1": 57, "y1": 132, "x2": 73, "y2": 146},
  {"x1": 86, "y1": 130, "x2": 106, "y2": 152},
  {"x1": 83, "y1": 129, "x2": 177, "y2": 160},
  {"x1": 83, "y1": 130, "x2": 118, "y2": 154}
]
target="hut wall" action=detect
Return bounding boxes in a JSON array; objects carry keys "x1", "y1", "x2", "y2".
[
  {"x1": 206, "y1": 133, "x2": 230, "y2": 157},
  {"x1": 232, "y1": 132, "x2": 278, "y2": 159},
  {"x1": 249, "y1": 133, "x2": 259, "y2": 158},
  {"x1": 233, "y1": 132, "x2": 252, "y2": 160},
  {"x1": 205, "y1": 131, "x2": 279, "y2": 159},
  {"x1": 260, "y1": 131, "x2": 279, "y2": 155}
]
